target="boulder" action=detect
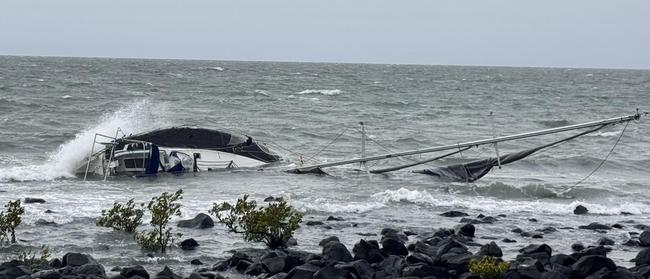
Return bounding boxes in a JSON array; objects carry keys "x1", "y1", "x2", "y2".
[
  {"x1": 190, "y1": 259, "x2": 203, "y2": 265},
  {"x1": 514, "y1": 257, "x2": 544, "y2": 279},
  {"x1": 440, "y1": 211, "x2": 469, "y2": 217},
  {"x1": 597, "y1": 237, "x2": 615, "y2": 246},
  {"x1": 578, "y1": 223, "x2": 612, "y2": 230},
  {"x1": 120, "y1": 265, "x2": 150, "y2": 279},
  {"x1": 0, "y1": 265, "x2": 31, "y2": 279},
  {"x1": 519, "y1": 244, "x2": 552, "y2": 256},
  {"x1": 326, "y1": 216, "x2": 344, "y2": 221},
  {"x1": 502, "y1": 238, "x2": 517, "y2": 243},
  {"x1": 634, "y1": 248, "x2": 650, "y2": 266},
  {"x1": 541, "y1": 271, "x2": 569, "y2": 279},
  {"x1": 306, "y1": 221, "x2": 324, "y2": 226},
  {"x1": 322, "y1": 241, "x2": 353, "y2": 262},
  {"x1": 77, "y1": 263, "x2": 106, "y2": 277},
  {"x1": 335, "y1": 260, "x2": 374, "y2": 279},
  {"x1": 574, "y1": 205, "x2": 588, "y2": 215},
  {"x1": 62, "y1": 253, "x2": 97, "y2": 267},
  {"x1": 381, "y1": 238, "x2": 408, "y2": 256},
  {"x1": 571, "y1": 255, "x2": 616, "y2": 278},
  {"x1": 319, "y1": 236, "x2": 340, "y2": 247},
  {"x1": 406, "y1": 253, "x2": 434, "y2": 266},
  {"x1": 262, "y1": 256, "x2": 286, "y2": 275},
  {"x1": 380, "y1": 228, "x2": 408, "y2": 243},
  {"x1": 352, "y1": 239, "x2": 384, "y2": 263},
  {"x1": 456, "y1": 223, "x2": 475, "y2": 238},
  {"x1": 374, "y1": 255, "x2": 404, "y2": 279},
  {"x1": 640, "y1": 231, "x2": 650, "y2": 247},
  {"x1": 550, "y1": 254, "x2": 576, "y2": 267},
  {"x1": 477, "y1": 241, "x2": 503, "y2": 258},
  {"x1": 177, "y1": 213, "x2": 214, "y2": 229},
  {"x1": 179, "y1": 238, "x2": 199, "y2": 250},
  {"x1": 244, "y1": 262, "x2": 265, "y2": 276},
  {"x1": 402, "y1": 264, "x2": 449, "y2": 279},
  {"x1": 571, "y1": 242, "x2": 585, "y2": 251},
  {"x1": 285, "y1": 263, "x2": 319, "y2": 279},
  {"x1": 24, "y1": 197, "x2": 46, "y2": 203}
]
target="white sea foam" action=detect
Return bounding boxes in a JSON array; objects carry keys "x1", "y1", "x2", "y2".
[
  {"x1": 61, "y1": 95, "x2": 72, "y2": 99},
  {"x1": 0, "y1": 99, "x2": 167, "y2": 182},
  {"x1": 292, "y1": 198, "x2": 385, "y2": 213},
  {"x1": 371, "y1": 187, "x2": 648, "y2": 215},
  {"x1": 207, "y1": 66, "x2": 225, "y2": 71},
  {"x1": 297, "y1": 89, "x2": 343, "y2": 96}
]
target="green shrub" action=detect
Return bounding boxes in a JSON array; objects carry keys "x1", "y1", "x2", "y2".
[
  {"x1": 469, "y1": 256, "x2": 509, "y2": 279},
  {"x1": 17, "y1": 245, "x2": 50, "y2": 267},
  {"x1": 135, "y1": 189, "x2": 183, "y2": 253},
  {"x1": 0, "y1": 200, "x2": 25, "y2": 244},
  {"x1": 96, "y1": 199, "x2": 144, "y2": 233},
  {"x1": 210, "y1": 195, "x2": 303, "y2": 249}
]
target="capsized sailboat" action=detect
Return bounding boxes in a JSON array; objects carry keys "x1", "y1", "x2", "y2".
[
  {"x1": 290, "y1": 110, "x2": 647, "y2": 182},
  {"x1": 79, "y1": 127, "x2": 280, "y2": 180}
]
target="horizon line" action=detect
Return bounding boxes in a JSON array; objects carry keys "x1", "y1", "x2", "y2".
[{"x1": 1, "y1": 53, "x2": 649, "y2": 71}]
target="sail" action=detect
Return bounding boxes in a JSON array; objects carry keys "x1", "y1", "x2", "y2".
[{"x1": 414, "y1": 125, "x2": 605, "y2": 182}]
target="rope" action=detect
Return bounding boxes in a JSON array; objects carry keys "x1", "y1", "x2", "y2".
[
  {"x1": 566, "y1": 121, "x2": 630, "y2": 190},
  {"x1": 303, "y1": 126, "x2": 350, "y2": 162}
]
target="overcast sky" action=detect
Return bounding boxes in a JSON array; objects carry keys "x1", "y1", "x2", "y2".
[{"x1": 1, "y1": 0, "x2": 649, "y2": 69}]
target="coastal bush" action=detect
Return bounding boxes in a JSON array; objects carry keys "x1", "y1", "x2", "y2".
[
  {"x1": 96, "y1": 199, "x2": 144, "y2": 233},
  {"x1": 469, "y1": 256, "x2": 509, "y2": 279},
  {"x1": 135, "y1": 189, "x2": 183, "y2": 253},
  {"x1": 210, "y1": 195, "x2": 302, "y2": 249},
  {"x1": 17, "y1": 245, "x2": 50, "y2": 267},
  {"x1": 0, "y1": 199, "x2": 25, "y2": 244}
]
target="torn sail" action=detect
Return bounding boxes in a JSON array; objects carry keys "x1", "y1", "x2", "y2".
[{"x1": 414, "y1": 125, "x2": 605, "y2": 182}]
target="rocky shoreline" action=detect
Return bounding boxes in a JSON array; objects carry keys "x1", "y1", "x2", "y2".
[{"x1": 3, "y1": 208, "x2": 650, "y2": 279}]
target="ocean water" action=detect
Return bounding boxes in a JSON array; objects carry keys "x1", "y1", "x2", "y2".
[{"x1": 1, "y1": 56, "x2": 649, "y2": 274}]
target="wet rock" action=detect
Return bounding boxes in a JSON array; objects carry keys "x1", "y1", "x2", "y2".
[
  {"x1": 571, "y1": 255, "x2": 616, "y2": 278},
  {"x1": 77, "y1": 263, "x2": 106, "y2": 277},
  {"x1": 322, "y1": 241, "x2": 353, "y2": 262},
  {"x1": 550, "y1": 254, "x2": 576, "y2": 267},
  {"x1": 612, "y1": 223, "x2": 624, "y2": 229},
  {"x1": 179, "y1": 238, "x2": 199, "y2": 250},
  {"x1": 35, "y1": 219, "x2": 57, "y2": 226},
  {"x1": 634, "y1": 224, "x2": 650, "y2": 231},
  {"x1": 286, "y1": 263, "x2": 319, "y2": 279},
  {"x1": 536, "y1": 226, "x2": 557, "y2": 234},
  {"x1": 262, "y1": 253, "x2": 286, "y2": 275},
  {"x1": 24, "y1": 197, "x2": 46, "y2": 203},
  {"x1": 62, "y1": 253, "x2": 97, "y2": 267},
  {"x1": 335, "y1": 260, "x2": 374, "y2": 279},
  {"x1": 48, "y1": 258, "x2": 62, "y2": 268},
  {"x1": 502, "y1": 238, "x2": 517, "y2": 243},
  {"x1": 313, "y1": 266, "x2": 350, "y2": 279},
  {"x1": 513, "y1": 257, "x2": 544, "y2": 279},
  {"x1": 30, "y1": 269, "x2": 61, "y2": 279},
  {"x1": 572, "y1": 242, "x2": 585, "y2": 251},
  {"x1": 621, "y1": 211, "x2": 634, "y2": 215},
  {"x1": 532, "y1": 234, "x2": 544, "y2": 239},
  {"x1": 211, "y1": 260, "x2": 229, "y2": 271},
  {"x1": 402, "y1": 264, "x2": 449, "y2": 278},
  {"x1": 520, "y1": 244, "x2": 552, "y2": 256},
  {"x1": 381, "y1": 237, "x2": 408, "y2": 256},
  {"x1": 326, "y1": 216, "x2": 344, "y2": 221},
  {"x1": 44, "y1": 209, "x2": 54, "y2": 214},
  {"x1": 380, "y1": 228, "x2": 408, "y2": 243},
  {"x1": 579, "y1": 222, "x2": 612, "y2": 230},
  {"x1": 477, "y1": 241, "x2": 503, "y2": 258},
  {"x1": 190, "y1": 259, "x2": 203, "y2": 265},
  {"x1": 287, "y1": 237, "x2": 298, "y2": 246},
  {"x1": 318, "y1": 236, "x2": 339, "y2": 247},
  {"x1": 440, "y1": 211, "x2": 469, "y2": 217},
  {"x1": 529, "y1": 218, "x2": 538, "y2": 222},
  {"x1": 306, "y1": 221, "x2": 324, "y2": 226},
  {"x1": 264, "y1": 196, "x2": 277, "y2": 202},
  {"x1": 640, "y1": 231, "x2": 650, "y2": 247},
  {"x1": 572, "y1": 245, "x2": 609, "y2": 260},
  {"x1": 120, "y1": 265, "x2": 150, "y2": 279},
  {"x1": 352, "y1": 239, "x2": 384, "y2": 263},
  {"x1": 623, "y1": 239, "x2": 640, "y2": 247},
  {"x1": 0, "y1": 264, "x2": 32, "y2": 279},
  {"x1": 406, "y1": 252, "x2": 434, "y2": 266},
  {"x1": 228, "y1": 251, "x2": 251, "y2": 267},
  {"x1": 155, "y1": 266, "x2": 181, "y2": 279},
  {"x1": 574, "y1": 205, "x2": 589, "y2": 215},
  {"x1": 597, "y1": 237, "x2": 615, "y2": 246},
  {"x1": 511, "y1": 227, "x2": 523, "y2": 234},
  {"x1": 235, "y1": 259, "x2": 253, "y2": 273},
  {"x1": 404, "y1": 230, "x2": 417, "y2": 236},
  {"x1": 433, "y1": 228, "x2": 455, "y2": 239},
  {"x1": 456, "y1": 223, "x2": 475, "y2": 238},
  {"x1": 244, "y1": 262, "x2": 265, "y2": 276},
  {"x1": 177, "y1": 213, "x2": 214, "y2": 229},
  {"x1": 634, "y1": 248, "x2": 650, "y2": 266}
]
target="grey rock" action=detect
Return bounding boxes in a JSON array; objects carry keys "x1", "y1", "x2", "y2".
[
  {"x1": 579, "y1": 222, "x2": 612, "y2": 230},
  {"x1": 120, "y1": 265, "x2": 150, "y2": 279},
  {"x1": 318, "y1": 236, "x2": 339, "y2": 247},
  {"x1": 322, "y1": 241, "x2": 353, "y2": 262},
  {"x1": 597, "y1": 237, "x2": 615, "y2": 246},
  {"x1": 24, "y1": 198, "x2": 46, "y2": 203},
  {"x1": 179, "y1": 238, "x2": 199, "y2": 250},
  {"x1": 440, "y1": 211, "x2": 469, "y2": 217},
  {"x1": 177, "y1": 213, "x2": 214, "y2": 229},
  {"x1": 62, "y1": 253, "x2": 97, "y2": 267},
  {"x1": 478, "y1": 241, "x2": 503, "y2": 258},
  {"x1": 574, "y1": 205, "x2": 588, "y2": 215},
  {"x1": 456, "y1": 223, "x2": 475, "y2": 238},
  {"x1": 381, "y1": 237, "x2": 408, "y2": 256},
  {"x1": 571, "y1": 255, "x2": 616, "y2": 278}
]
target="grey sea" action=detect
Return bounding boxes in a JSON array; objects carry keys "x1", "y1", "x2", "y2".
[{"x1": 1, "y1": 56, "x2": 649, "y2": 275}]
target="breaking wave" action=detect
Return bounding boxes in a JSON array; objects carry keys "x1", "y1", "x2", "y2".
[
  {"x1": 297, "y1": 89, "x2": 343, "y2": 96},
  {"x1": 0, "y1": 100, "x2": 168, "y2": 182}
]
